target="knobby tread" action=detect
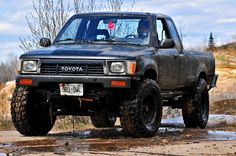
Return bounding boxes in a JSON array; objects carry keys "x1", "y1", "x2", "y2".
[
  {"x1": 11, "y1": 86, "x2": 55, "y2": 136},
  {"x1": 182, "y1": 78, "x2": 209, "y2": 128},
  {"x1": 120, "y1": 79, "x2": 162, "y2": 138}
]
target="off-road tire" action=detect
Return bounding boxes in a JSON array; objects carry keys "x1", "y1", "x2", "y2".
[
  {"x1": 182, "y1": 78, "x2": 209, "y2": 128},
  {"x1": 11, "y1": 86, "x2": 55, "y2": 136},
  {"x1": 120, "y1": 79, "x2": 162, "y2": 138},
  {"x1": 90, "y1": 112, "x2": 116, "y2": 128}
]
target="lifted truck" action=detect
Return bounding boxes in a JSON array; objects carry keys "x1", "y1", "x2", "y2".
[{"x1": 11, "y1": 12, "x2": 217, "y2": 137}]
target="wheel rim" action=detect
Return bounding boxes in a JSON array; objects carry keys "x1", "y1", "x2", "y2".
[{"x1": 141, "y1": 95, "x2": 157, "y2": 129}]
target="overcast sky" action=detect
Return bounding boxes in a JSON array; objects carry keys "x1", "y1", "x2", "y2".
[{"x1": 0, "y1": 0, "x2": 236, "y2": 62}]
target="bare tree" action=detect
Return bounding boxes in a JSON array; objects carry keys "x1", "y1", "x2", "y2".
[
  {"x1": 20, "y1": 0, "x2": 134, "y2": 52},
  {"x1": 20, "y1": 0, "x2": 71, "y2": 52},
  {"x1": 178, "y1": 22, "x2": 187, "y2": 41},
  {"x1": 0, "y1": 55, "x2": 18, "y2": 82},
  {"x1": 74, "y1": 0, "x2": 95, "y2": 13},
  {"x1": 104, "y1": 0, "x2": 124, "y2": 12},
  {"x1": 73, "y1": 0, "x2": 130, "y2": 13}
]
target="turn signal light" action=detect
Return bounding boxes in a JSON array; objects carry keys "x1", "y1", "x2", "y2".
[
  {"x1": 127, "y1": 61, "x2": 136, "y2": 75},
  {"x1": 19, "y1": 78, "x2": 32, "y2": 85},
  {"x1": 111, "y1": 80, "x2": 126, "y2": 87}
]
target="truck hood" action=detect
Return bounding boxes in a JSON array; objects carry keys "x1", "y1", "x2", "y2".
[{"x1": 21, "y1": 44, "x2": 153, "y2": 59}]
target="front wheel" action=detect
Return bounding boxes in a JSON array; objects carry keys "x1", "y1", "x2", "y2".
[
  {"x1": 11, "y1": 86, "x2": 55, "y2": 136},
  {"x1": 182, "y1": 78, "x2": 209, "y2": 128},
  {"x1": 120, "y1": 79, "x2": 162, "y2": 138}
]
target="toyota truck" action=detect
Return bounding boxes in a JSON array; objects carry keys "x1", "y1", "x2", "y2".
[{"x1": 11, "y1": 12, "x2": 218, "y2": 138}]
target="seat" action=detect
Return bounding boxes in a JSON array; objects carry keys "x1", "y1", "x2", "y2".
[{"x1": 95, "y1": 29, "x2": 110, "y2": 40}]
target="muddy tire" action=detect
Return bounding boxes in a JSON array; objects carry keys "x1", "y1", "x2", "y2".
[
  {"x1": 120, "y1": 79, "x2": 162, "y2": 138},
  {"x1": 90, "y1": 112, "x2": 116, "y2": 128},
  {"x1": 182, "y1": 78, "x2": 209, "y2": 128},
  {"x1": 11, "y1": 86, "x2": 55, "y2": 136}
]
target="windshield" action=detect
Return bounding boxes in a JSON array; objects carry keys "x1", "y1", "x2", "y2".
[{"x1": 54, "y1": 15, "x2": 151, "y2": 46}]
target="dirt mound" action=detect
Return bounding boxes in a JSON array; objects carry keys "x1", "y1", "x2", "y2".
[
  {"x1": 0, "y1": 81, "x2": 15, "y2": 119},
  {"x1": 210, "y1": 99, "x2": 236, "y2": 115},
  {"x1": 217, "y1": 41, "x2": 236, "y2": 50},
  {"x1": 0, "y1": 81, "x2": 15, "y2": 130},
  {"x1": 0, "y1": 81, "x2": 4, "y2": 90}
]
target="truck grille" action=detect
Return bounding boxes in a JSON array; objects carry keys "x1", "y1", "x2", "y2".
[{"x1": 40, "y1": 63, "x2": 104, "y2": 75}]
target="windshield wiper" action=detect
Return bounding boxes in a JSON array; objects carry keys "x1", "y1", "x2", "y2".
[
  {"x1": 127, "y1": 43, "x2": 144, "y2": 46},
  {"x1": 55, "y1": 38, "x2": 92, "y2": 44},
  {"x1": 93, "y1": 39, "x2": 146, "y2": 46},
  {"x1": 94, "y1": 39, "x2": 128, "y2": 43}
]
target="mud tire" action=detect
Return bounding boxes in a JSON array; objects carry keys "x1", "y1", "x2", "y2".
[
  {"x1": 182, "y1": 78, "x2": 209, "y2": 128},
  {"x1": 90, "y1": 112, "x2": 116, "y2": 128},
  {"x1": 11, "y1": 86, "x2": 55, "y2": 136},
  {"x1": 120, "y1": 79, "x2": 162, "y2": 138}
]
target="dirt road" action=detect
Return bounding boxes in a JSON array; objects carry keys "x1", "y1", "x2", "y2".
[{"x1": 0, "y1": 115, "x2": 236, "y2": 156}]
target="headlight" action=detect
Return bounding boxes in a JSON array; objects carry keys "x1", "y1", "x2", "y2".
[
  {"x1": 22, "y1": 60, "x2": 38, "y2": 72},
  {"x1": 110, "y1": 62, "x2": 125, "y2": 73}
]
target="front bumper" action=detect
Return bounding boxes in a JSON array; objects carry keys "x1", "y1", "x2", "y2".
[{"x1": 16, "y1": 74, "x2": 132, "y2": 88}]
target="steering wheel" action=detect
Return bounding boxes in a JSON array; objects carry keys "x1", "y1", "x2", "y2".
[{"x1": 125, "y1": 34, "x2": 136, "y2": 38}]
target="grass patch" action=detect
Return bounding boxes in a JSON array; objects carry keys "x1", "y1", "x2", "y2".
[
  {"x1": 0, "y1": 116, "x2": 92, "y2": 131},
  {"x1": 210, "y1": 99, "x2": 236, "y2": 115},
  {"x1": 0, "y1": 119, "x2": 15, "y2": 131},
  {"x1": 215, "y1": 55, "x2": 225, "y2": 62},
  {"x1": 52, "y1": 116, "x2": 92, "y2": 131}
]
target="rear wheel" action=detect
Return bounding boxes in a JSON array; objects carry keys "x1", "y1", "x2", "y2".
[
  {"x1": 11, "y1": 86, "x2": 55, "y2": 136},
  {"x1": 120, "y1": 79, "x2": 162, "y2": 138},
  {"x1": 182, "y1": 78, "x2": 209, "y2": 128},
  {"x1": 90, "y1": 112, "x2": 116, "y2": 128}
]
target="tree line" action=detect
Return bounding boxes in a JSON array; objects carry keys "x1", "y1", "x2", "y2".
[
  {"x1": 19, "y1": 0, "x2": 131, "y2": 52},
  {"x1": 1, "y1": 0, "x2": 218, "y2": 84},
  {"x1": 0, "y1": 55, "x2": 18, "y2": 83},
  {"x1": 1, "y1": 0, "x2": 128, "y2": 83}
]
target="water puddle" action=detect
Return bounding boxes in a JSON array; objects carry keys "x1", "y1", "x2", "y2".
[
  {"x1": 0, "y1": 153, "x2": 14, "y2": 156},
  {"x1": 0, "y1": 143, "x2": 14, "y2": 148},
  {"x1": 206, "y1": 130, "x2": 236, "y2": 140},
  {"x1": 0, "y1": 115, "x2": 235, "y2": 155},
  {"x1": 1, "y1": 127, "x2": 235, "y2": 155}
]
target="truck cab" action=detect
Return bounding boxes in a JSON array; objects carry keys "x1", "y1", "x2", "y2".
[{"x1": 11, "y1": 12, "x2": 217, "y2": 138}]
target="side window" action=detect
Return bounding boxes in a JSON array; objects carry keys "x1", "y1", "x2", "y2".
[
  {"x1": 156, "y1": 19, "x2": 166, "y2": 41},
  {"x1": 166, "y1": 19, "x2": 183, "y2": 52}
]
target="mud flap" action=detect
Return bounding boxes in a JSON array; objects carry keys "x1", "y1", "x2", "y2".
[{"x1": 209, "y1": 74, "x2": 218, "y2": 90}]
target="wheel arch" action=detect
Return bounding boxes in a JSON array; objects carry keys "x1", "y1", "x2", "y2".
[
  {"x1": 143, "y1": 68, "x2": 158, "y2": 81},
  {"x1": 197, "y1": 71, "x2": 208, "y2": 83}
]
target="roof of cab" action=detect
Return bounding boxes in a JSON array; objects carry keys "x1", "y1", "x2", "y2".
[{"x1": 73, "y1": 12, "x2": 171, "y2": 19}]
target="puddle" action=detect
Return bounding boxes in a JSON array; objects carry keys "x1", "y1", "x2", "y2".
[
  {"x1": 0, "y1": 143, "x2": 14, "y2": 156},
  {"x1": 0, "y1": 143, "x2": 14, "y2": 148},
  {"x1": 1, "y1": 127, "x2": 236, "y2": 155},
  {"x1": 0, "y1": 153, "x2": 14, "y2": 156},
  {"x1": 0, "y1": 115, "x2": 235, "y2": 155},
  {"x1": 161, "y1": 114, "x2": 236, "y2": 128},
  {"x1": 206, "y1": 130, "x2": 236, "y2": 140}
]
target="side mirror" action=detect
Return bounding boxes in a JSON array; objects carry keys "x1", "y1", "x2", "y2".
[
  {"x1": 39, "y1": 38, "x2": 51, "y2": 47},
  {"x1": 160, "y1": 39, "x2": 175, "y2": 49}
]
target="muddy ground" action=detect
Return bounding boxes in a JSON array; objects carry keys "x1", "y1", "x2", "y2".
[
  {"x1": 0, "y1": 115, "x2": 236, "y2": 156},
  {"x1": 1, "y1": 67, "x2": 236, "y2": 155}
]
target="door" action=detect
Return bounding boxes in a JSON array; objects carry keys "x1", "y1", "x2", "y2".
[
  {"x1": 166, "y1": 19, "x2": 187, "y2": 88},
  {"x1": 158, "y1": 48, "x2": 181, "y2": 89},
  {"x1": 156, "y1": 18, "x2": 187, "y2": 89}
]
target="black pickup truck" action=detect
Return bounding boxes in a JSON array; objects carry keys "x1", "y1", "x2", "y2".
[{"x1": 11, "y1": 12, "x2": 217, "y2": 137}]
